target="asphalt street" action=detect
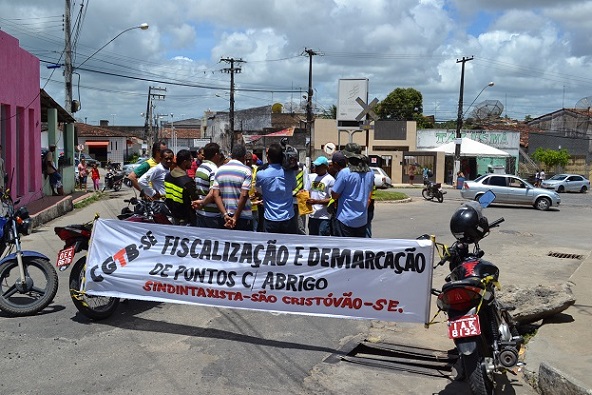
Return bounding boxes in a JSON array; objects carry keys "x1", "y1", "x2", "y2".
[{"x1": 1, "y1": 186, "x2": 590, "y2": 394}]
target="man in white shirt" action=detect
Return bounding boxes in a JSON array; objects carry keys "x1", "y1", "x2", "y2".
[
  {"x1": 138, "y1": 149, "x2": 174, "y2": 199},
  {"x1": 306, "y1": 156, "x2": 335, "y2": 236}
]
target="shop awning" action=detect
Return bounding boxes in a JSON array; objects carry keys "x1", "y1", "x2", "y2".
[{"x1": 85, "y1": 141, "x2": 109, "y2": 147}]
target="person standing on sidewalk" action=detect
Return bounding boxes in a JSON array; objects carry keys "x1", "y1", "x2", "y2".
[
  {"x1": 77, "y1": 158, "x2": 88, "y2": 192},
  {"x1": 45, "y1": 145, "x2": 64, "y2": 196},
  {"x1": 90, "y1": 162, "x2": 101, "y2": 191}
]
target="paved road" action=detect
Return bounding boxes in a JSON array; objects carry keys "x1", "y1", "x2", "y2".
[{"x1": 1, "y1": 186, "x2": 589, "y2": 394}]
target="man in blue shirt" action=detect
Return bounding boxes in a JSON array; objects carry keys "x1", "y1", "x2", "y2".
[
  {"x1": 331, "y1": 143, "x2": 374, "y2": 238},
  {"x1": 256, "y1": 143, "x2": 298, "y2": 234}
]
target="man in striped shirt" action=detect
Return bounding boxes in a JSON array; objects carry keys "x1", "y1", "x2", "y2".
[
  {"x1": 192, "y1": 142, "x2": 225, "y2": 228},
  {"x1": 212, "y1": 144, "x2": 252, "y2": 231}
]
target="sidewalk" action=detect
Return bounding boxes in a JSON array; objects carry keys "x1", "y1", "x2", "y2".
[{"x1": 523, "y1": 254, "x2": 592, "y2": 395}]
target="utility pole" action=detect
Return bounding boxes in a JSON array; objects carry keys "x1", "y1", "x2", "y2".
[
  {"x1": 221, "y1": 57, "x2": 246, "y2": 151},
  {"x1": 64, "y1": 0, "x2": 73, "y2": 113},
  {"x1": 303, "y1": 48, "x2": 319, "y2": 165},
  {"x1": 454, "y1": 56, "x2": 473, "y2": 186},
  {"x1": 144, "y1": 86, "x2": 166, "y2": 148}
]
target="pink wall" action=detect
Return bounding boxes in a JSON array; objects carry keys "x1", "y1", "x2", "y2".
[{"x1": 0, "y1": 31, "x2": 42, "y2": 203}]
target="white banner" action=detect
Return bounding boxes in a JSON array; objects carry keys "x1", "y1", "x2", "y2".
[{"x1": 86, "y1": 219, "x2": 434, "y2": 323}]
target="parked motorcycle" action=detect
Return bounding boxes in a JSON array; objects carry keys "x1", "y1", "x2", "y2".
[
  {"x1": 427, "y1": 191, "x2": 523, "y2": 395},
  {"x1": 422, "y1": 177, "x2": 446, "y2": 203},
  {"x1": 54, "y1": 193, "x2": 172, "y2": 320},
  {"x1": 0, "y1": 188, "x2": 58, "y2": 316},
  {"x1": 102, "y1": 166, "x2": 125, "y2": 192}
]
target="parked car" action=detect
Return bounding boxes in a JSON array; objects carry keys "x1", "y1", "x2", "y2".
[
  {"x1": 122, "y1": 157, "x2": 149, "y2": 175},
  {"x1": 460, "y1": 173, "x2": 560, "y2": 211},
  {"x1": 76, "y1": 153, "x2": 98, "y2": 167},
  {"x1": 371, "y1": 166, "x2": 392, "y2": 189},
  {"x1": 541, "y1": 173, "x2": 590, "y2": 193}
]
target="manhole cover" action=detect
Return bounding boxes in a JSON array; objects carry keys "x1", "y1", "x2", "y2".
[{"x1": 547, "y1": 251, "x2": 584, "y2": 260}]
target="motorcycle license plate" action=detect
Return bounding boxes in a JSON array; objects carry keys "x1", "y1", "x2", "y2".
[
  {"x1": 448, "y1": 314, "x2": 481, "y2": 339},
  {"x1": 56, "y1": 246, "x2": 76, "y2": 269}
]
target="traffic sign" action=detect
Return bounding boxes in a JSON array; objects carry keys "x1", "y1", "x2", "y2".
[{"x1": 355, "y1": 97, "x2": 379, "y2": 121}]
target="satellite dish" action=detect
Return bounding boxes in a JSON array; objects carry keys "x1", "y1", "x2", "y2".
[
  {"x1": 575, "y1": 96, "x2": 592, "y2": 111},
  {"x1": 470, "y1": 100, "x2": 504, "y2": 120},
  {"x1": 324, "y1": 142, "x2": 336, "y2": 155}
]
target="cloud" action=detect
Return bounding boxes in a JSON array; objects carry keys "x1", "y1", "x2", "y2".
[{"x1": 2, "y1": 0, "x2": 592, "y2": 124}]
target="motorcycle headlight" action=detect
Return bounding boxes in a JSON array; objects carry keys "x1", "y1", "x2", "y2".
[
  {"x1": 17, "y1": 218, "x2": 32, "y2": 236},
  {"x1": 16, "y1": 206, "x2": 30, "y2": 220}
]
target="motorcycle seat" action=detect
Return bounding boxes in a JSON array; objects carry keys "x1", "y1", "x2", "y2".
[{"x1": 442, "y1": 277, "x2": 485, "y2": 292}]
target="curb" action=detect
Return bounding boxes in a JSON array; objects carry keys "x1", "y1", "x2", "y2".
[
  {"x1": 539, "y1": 362, "x2": 592, "y2": 395},
  {"x1": 30, "y1": 196, "x2": 73, "y2": 229}
]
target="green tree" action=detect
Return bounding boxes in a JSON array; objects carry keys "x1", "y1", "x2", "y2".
[
  {"x1": 376, "y1": 87, "x2": 423, "y2": 122},
  {"x1": 531, "y1": 147, "x2": 570, "y2": 171},
  {"x1": 321, "y1": 104, "x2": 337, "y2": 119}
]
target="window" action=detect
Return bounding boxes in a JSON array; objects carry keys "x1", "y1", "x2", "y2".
[
  {"x1": 508, "y1": 177, "x2": 524, "y2": 188},
  {"x1": 487, "y1": 176, "x2": 507, "y2": 187}
]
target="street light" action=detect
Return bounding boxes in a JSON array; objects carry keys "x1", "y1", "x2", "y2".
[
  {"x1": 465, "y1": 82, "x2": 495, "y2": 119},
  {"x1": 76, "y1": 23, "x2": 149, "y2": 70},
  {"x1": 452, "y1": 79, "x2": 495, "y2": 185},
  {"x1": 65, "y1": 23, "x2": 149, "y2": 112}
]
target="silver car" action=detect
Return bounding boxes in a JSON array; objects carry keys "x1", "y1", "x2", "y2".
[
  {"x1": 541, "y1": 173, "x2": 590, "y2": 193},
  {"x1": 460, "y1": 174, "x2": 560, "y2": 211},
  {"x1": 371, "y1": 166, "x2": 392, "y2": 189},
  {"x1": 122, "y1": 157, "x2": 149, "y2": 175}
]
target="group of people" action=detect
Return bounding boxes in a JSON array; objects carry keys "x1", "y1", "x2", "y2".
[
  {"x1": 125, "y1": 141, "x2": 376, "y2": 238},
  {"x1": 76, "y1": 158, "x2": 101, "y2": 192}
]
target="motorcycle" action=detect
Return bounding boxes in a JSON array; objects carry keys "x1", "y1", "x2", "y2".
[
  {"x1": 102, "y1": 165, "x2": 125, "y2": 192},
  {"x1": 427, "y1": 191, "x2": 523, "y2": 395},
  {"x1": 422, "y1": 176, "x2": 446, "y2": 203},
  {"x1": 0, "y1": 188, "x2": 58, "y2": 316},
  {"x1": 54, "y1": 192, "x2": 172, "y2": 320}
]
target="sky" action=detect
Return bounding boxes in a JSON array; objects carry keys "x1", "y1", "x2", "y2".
[{"x1": 2, "y1": 0, "x2": 592, "y2": 127}]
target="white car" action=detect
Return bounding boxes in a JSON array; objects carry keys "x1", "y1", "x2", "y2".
[
  {"x1": 541, "y1": 174, "x2": 590, "y2": 193},
  {"x1": 371, "y1": 167, "x2": 392, "y2": 189},
  {"x1": 122, "y1": 157, "x2": 149, "y2": 175}
]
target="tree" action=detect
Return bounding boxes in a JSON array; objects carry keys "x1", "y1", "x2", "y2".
[
  {"x1": 531, "y1": 147, "x2": 570, "y2": 171},
  {"x1": 321, "y1": 104, "x2": 337, "y2": 119},
  {"x1": 376, "y1": 87, "x2": 423, "y2": 122}
]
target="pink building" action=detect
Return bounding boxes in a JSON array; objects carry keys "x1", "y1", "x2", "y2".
[{"x1": 0, "y1": 30, "x2": 42, "y2": 202}]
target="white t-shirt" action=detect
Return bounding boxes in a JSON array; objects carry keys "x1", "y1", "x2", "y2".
[
  {"x1": 307, "y1": 172, "x2": 335, "y2": 219},
  {"x1": 138, "y1": 163, "x2": 169, "y2": 196}
]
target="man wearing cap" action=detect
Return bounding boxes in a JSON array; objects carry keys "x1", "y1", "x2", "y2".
[
  {"x1": 45, "y1": 145, "x2": 64, "y2": 196},
  {"x1": 306, "y1": 156, "x2": 335, "y2": 236},
  {"x1": 330, "y1": 143, "x2": 373, "y2": 238}
]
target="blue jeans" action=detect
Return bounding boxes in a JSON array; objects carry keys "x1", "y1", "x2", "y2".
[{"x1": 308, "y1": 218, "x2": 331, "y2": 236}]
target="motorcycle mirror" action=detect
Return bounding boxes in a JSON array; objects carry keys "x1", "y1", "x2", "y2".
[{"x1": 478, "y1": 190, "x2": 496, "y2": 208}]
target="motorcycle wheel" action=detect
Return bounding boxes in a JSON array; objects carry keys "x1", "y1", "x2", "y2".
[
  {"x1": 69, "y1": 256, "x2": 119, "y2": 320},
  {"x1": 421, "y1": 188, "x2": 433, "y2": 201},
  {"x1": 437, "y1": 191, "x2": 444, "y2": 203},
  {"x1": 0, "y1": 257, "x2": 59, "y2": 316},
  {"x1": 463, "y1": 347, "x2": 495, "y2": 395},
  {"x1": 113, "y1": 182, "x2": 121, "y2": 192}
]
